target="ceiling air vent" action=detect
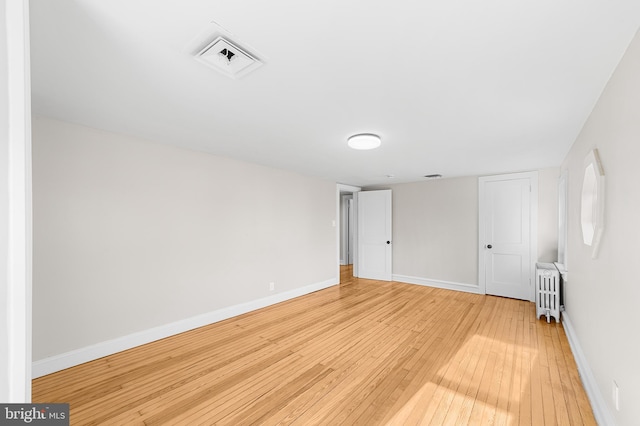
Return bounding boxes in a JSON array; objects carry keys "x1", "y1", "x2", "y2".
[{"x1": 195, "y1": 36, "x2": 263, "y2": 79}]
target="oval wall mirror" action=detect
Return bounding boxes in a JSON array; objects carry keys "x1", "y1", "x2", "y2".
[{"x1": 580, "y1": 149, "x2": 605, "y2": 258}]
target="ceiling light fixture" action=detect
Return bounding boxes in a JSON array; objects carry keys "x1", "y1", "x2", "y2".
[{"x1": 347, "y1": 133, "x2": 381, "y2": 150}]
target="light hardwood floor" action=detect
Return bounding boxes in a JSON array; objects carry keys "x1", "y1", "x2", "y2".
[{"x1": 33, "y1": 267, "x2": 595, "y2": 425}]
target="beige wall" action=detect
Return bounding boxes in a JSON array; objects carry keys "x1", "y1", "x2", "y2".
[
  {"x1": 537, "y1": 167, "x2": 560, "y2": 263},
  {"x1": 561, "y1": 29, "x2": 640, "y2": 426},
  {"x1": 32, "y1": 117, "x2": 337, "y2": 361},
  {"x1": 387, "y1": 177, "x2": 479, "y2": 284},
  {"x1": 376, "y1": 169, "x2": 559, "y2": 287}
]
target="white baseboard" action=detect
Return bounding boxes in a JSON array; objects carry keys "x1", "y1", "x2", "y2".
[
  {"x1": 562, "y1": 312, "x2": 615, "y2": 426},
  {"x1": 392, "y1": 274, "x2": 481, "y2": 294},
  {"x1": 32, "y1": 277, "x2": 338, "y2": 378}
]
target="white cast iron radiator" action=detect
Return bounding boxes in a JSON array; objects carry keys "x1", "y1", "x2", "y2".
[{"x1": 536, "y1": 263, "x2": 560, "y2": 323}]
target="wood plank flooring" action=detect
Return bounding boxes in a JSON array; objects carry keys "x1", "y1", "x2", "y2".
[{"x1": 33, "y1": 267, "x2": 596, "y2": 425}]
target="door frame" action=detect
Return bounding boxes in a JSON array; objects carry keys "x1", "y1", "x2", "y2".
[
  {"x1": 3, "y1": 0, "x2": 33, "y2": 402},
  {"x1": 478, "y1": 171, "x2": 538, "y2": 301},
  {"x1": 336, "y1": 184, "x2": 361, "y2": 280}
]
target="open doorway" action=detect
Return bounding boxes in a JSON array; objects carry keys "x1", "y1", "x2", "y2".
[
  {"x1": 340, "y1": 193, "x2": 354, "y2": 282},
  {"x1": 340, "y1": 194, "x2": 354, "y2": 266},
  {"x1": 336, "y1": 184, "x2": 361, "y2": 283}
]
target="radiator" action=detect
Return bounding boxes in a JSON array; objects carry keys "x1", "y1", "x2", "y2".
[{"x1": 536, "y1": 263, "x2": 560, "y2": 323}]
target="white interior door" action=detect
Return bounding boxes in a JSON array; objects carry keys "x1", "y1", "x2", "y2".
[
  {"x1": 357, "y1": 190, "x2": 392, "y2": 281},
  {"x1": 479, "y1": 173, "x2": 537, "y2": 301}
]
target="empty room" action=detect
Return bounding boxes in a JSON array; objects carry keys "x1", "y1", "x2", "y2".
[{"x1": 2, "y1": 1, "x2": 640, "y2": 425}]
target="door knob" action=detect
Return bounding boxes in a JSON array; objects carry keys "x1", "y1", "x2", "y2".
[
  {"x1": 386, "y1": 241, "x2": 391, "y2": 244},
  {"x1": 486, "y1": 244, "x2": 492, "y2": 249}
]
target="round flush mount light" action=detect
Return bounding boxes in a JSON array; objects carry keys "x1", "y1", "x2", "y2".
[{"x1": 347, "y1": 133, "x2": 381, "y2": 150}]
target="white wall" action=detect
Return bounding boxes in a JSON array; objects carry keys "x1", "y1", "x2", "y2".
[
  {"x1": 375, "y1": 170, "x2": 558, "y2": 288},
  {"x1": 561, "y1": 29, "x2": 640, "y2": 426},
  {"x1": 32, "y1": 117, "x2": 337, "y2": 362}
]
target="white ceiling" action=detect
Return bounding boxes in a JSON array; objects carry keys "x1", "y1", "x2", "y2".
[{"x1": 29, "y1": 0, "x2": 640, "y2": 186}]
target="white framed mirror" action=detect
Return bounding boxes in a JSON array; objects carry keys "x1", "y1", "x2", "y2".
[{"x1": 580, "y1": 149, "x2": 605, "y2": 258}]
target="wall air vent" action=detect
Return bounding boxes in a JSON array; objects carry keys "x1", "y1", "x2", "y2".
[{"x1": 195, "y1": 36, "x2": 263, "y2": 79}]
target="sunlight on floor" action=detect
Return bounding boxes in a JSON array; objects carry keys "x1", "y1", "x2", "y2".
[{"x1": 386, "y1": 334, "x2": 539, "y2": 425}]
